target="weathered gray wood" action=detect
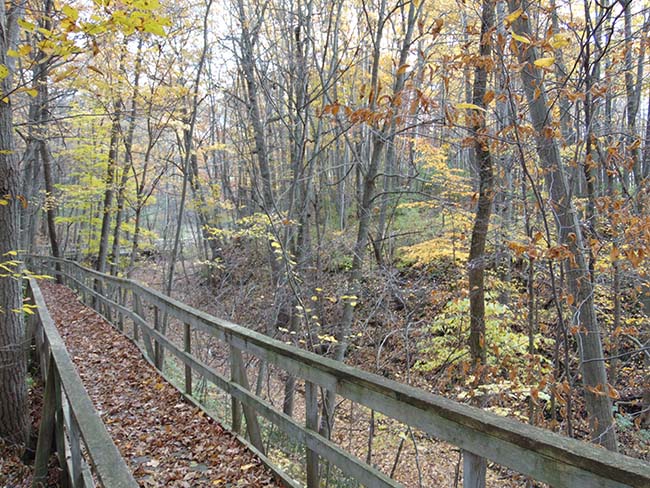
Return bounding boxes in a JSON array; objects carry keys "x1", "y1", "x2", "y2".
[
  {"x1": 33, "y1": 356, "x2": 57, "y2": 487},
  {"x1": 29, "y1": 278, "x2": 138, "y2": 488},
  {"x1": 104, "y1": 282, "x2": 113, "y2": 323},
  {"x1": 305, "y1": 381, "x2": 320, "y2": 488},
  {"x1": 463, "y1": 450, "x2": 486, "y2": 488},
  {"x1": 150, "y1": 329, "x2": 399, "y2": 488},
  {"x1": 53, "y1": 369, "x2": 71, "y2": 488},
  {"x1": 117, "y1": 287, "x2": 125, "y2": 331},
  {"x1": 30, "y1": 257, "x2": 650, "y2": 488},
  {"x1": 230, "y1": 345, "x2": 242, "y2": 433},
  {"x1": 231, "y1": 346, "x2": 265, "y2": 454},
  {"x1": 64, "y1": 399, "x2": 84, "y2": 487},
  {"x1": 184, "y1": 322, "x2": 192, "y2": 395},
  {"x1": 133, "y1": 293, "x2": 154, "y2": 358},
  {"x1": 131, "y1": 288, "x2": 139, "y2": 342},
  {"x1": 145, "y1": 347, "x2": 302, "y2": 488},
  {"x1": 153, "y1": 305, "x2": 162, "y2": 369}
]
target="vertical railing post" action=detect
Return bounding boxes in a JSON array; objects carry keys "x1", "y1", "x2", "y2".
[
  {"x1": 229, "y1": 345, "x2": 242, "y2": 434},
  {"x1": 463, "y1": 450, "x2": 486, "y2": 488},
  {"x1": 153, "y1": 305, "x2": 161, "y2": 369},
  {"x1": 133, "y1": 290, "x2": 141, "y2": 343},
  {"x1": 104, "y1": 281, "x2": 113, "y2": 322},
  {"x1": 134, "y1": 292, "x2": 154, "y2": 360},
  {"x1": 77, "y1": 266, "x2": 87, "y2": 305},
  {"x1": 305, "y1": 381, "x2": 320, "y2": 488},
  {"x1": 92, "y1": 276, "x2": 100, "y2": 311},
  {"x1": 184, "y1": 322, "x2": 192, "y2": 395},
  {"x1": 117, "y1": 286, "x2": 125, "y2": 331},
  {"x1": 229, "y1": 346, "x2": 265, "y2": 453},
  {"x1": 53, "y1": 369, "x2": 71, "y2": 488},
  {"x1": 33, "y1": 356, "x2": 57, "y2": 487},
  {"x1": 64, "y1": 399, "x2": 83, "y2": 487}
]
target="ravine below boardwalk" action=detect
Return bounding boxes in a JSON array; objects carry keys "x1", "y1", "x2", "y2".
[{"x1": 40, "y1": 281, "x2": 282, "y2": 487}]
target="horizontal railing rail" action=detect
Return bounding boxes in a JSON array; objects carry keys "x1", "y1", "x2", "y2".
[
  {"x1": 27, "y1": 276, "x2": 138, "y2": 488},
  {"x1": 29, "y1": 255, "x2": 650, "y2": 488}
]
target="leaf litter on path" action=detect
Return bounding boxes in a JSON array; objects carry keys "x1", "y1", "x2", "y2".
[{"x1": 40, "y1": 281, "x2": 283, "y2": 487}]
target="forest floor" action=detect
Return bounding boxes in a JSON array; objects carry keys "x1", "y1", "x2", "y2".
[
  {"x1": 38, "y1": 281, "x2": 282, "y2": 487},
  {"x1": 125, "y1": 257, "x2": 544, "y2": 486},
  {"x1": 125, "y1": 247, "x2": 649, "y2": 485},
  {"x1": 0, "y1": 373, "x2": 63, "y2": 488}
]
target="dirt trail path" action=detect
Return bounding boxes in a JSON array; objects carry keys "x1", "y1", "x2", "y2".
[{"x1": 40, "y1": 281, "x2": 282, "y2": 487}]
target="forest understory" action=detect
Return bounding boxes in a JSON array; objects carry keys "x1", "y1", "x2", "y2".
[
  {"x1": 123, "y1": 227, "x2": 649, "y2": 485},
  {"x1": 2, "y1": 0, "x2": 650, "y2": 485}
]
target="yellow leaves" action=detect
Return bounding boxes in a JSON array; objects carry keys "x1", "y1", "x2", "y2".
[
  {"x1": 52, "y1": 67, "x2": 76, "y2": 83},
  {"x1": 134, "y1": 0, "x2": 161, "y2": 10},
  {"x1": 143, "y1": 19, "x2": 166, "y2": 36},
  {"x1": 505, "y1": 8, "x2": 523, "y2": 25},
  {"x1": 62, "y1": 5, "x2": 79, "y2": 21},
  {"x1": 534, "y1": 57, "x2": 555, "y2": 68},
  {"x1": 455, "y1": 102, "x2": 486, "y2": 112},
  {"x1": 610, "y1": 245, "x2": 620, "y2": 262},
  {"x1": 88, "y1": 65, "x2": 104, "y2": 76},
  {"x1": 0, "y1": 64, "x2": 9, "y2": 81},
  {"x1": 7, "y1": 45, "x2": 31, "y2": 58},
  {"x1": 396, "y1": 64, "x2": 410, "y2": 75},
  {"x1": 510, "y1": 31, "x2": 530, "y2": 44},
  {"x1": 549, "y1": 32, "x2": 571, "y2": 49},
  {"x1": 20, "y1": 303, "x2": 38, "y2": 315},
  {"x1": 317, "y1": 334, "x2": 338, "y2": 343},
  {"x1": 18, "y1": 18, "x2": 36, "y2": 31}
]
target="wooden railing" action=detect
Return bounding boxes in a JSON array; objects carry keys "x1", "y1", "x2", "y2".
[
  {"x1": 27, "y1": 277, "x2": 138, "y2": 488},
  {"x1": 30, "y1": 255, "x2": 650, "y2": 488}
]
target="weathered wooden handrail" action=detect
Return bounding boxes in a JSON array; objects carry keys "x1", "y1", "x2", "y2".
[
  {"x1": 27, "y1": 277, "x2": 138, "y2": 488},
  {"x1": 30, "y1": 255, "x2": 650, "y2": 488}
]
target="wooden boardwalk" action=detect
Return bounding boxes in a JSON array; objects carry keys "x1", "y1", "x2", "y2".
[
  {"x1": 28, "y1": 256, "x2": 650, "y2": 487},
  {"x1": 39, "y1": 281, "x2": 281, "y2": 487}
]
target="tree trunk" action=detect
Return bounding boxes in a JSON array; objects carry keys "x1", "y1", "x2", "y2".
[
  {"x1": 111, "y1": 38, "x2": 143, "y2": 276},
  {"x1": 0, "y1": 0, "x2": 28, "y2": 445},
  {"x1": 468, "y1": 0, "x2": 495, "y2": 369},
  {"x1": 508, "y1": 0, "x2": 617, "y2": 451},
  {"x1": 96, "y1": 108, "x2": 120, "y2": 273},
  {"x1": 37, "y1": 0, "x2": 59, "y2": 265},
  {"x1": 166, "y1": 0, "x2": 213, "y2": 297}
]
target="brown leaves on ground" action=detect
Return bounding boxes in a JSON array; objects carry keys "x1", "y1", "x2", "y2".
[
  {"x1": 0, "y1": 440, "x2": 33, "y2": 488},
  {"x1": 40, "y1": 281, "x2": 282, "y2": 487}
]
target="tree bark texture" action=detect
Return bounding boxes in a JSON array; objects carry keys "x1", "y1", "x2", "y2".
[
  {"x1": 0, "y1": 0, "x2": 28, "y2": 445},
  {"x1": 468, "y1": 0, "x2": 495, "y2": 369},
  {"x1": 509, "y1": 0, "x2": 617, "y2": 451}
]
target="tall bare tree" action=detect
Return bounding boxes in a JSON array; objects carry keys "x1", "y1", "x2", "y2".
[{"x1": 0, "y1": 0, "x2": 28, "y2": 446}]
